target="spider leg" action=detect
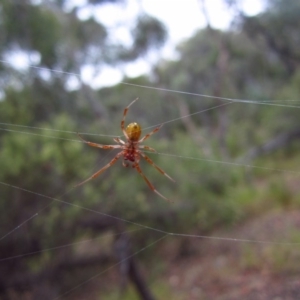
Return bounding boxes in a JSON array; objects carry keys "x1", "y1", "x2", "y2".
[
  {"x1": 138, "y1": 124, "x2": 163, "y2": 143},
  {"x1": 114, "y1": 137, "x2": 126, "y2": 145},
  {"x1": 75, "y1": 151, "x2": 123, "y2": 187},
  {"x1": 77, "y1": 133, "x2": 122, "y2": 150},
  {"x1": 134, "y1": 162, "x2": 172, "y2": 202},
  {"x1": 122, "y1": 160, "x2": 130, "y2": 167},
  {"x1": 121, "y1": 98, "x2": 139, "y2": 139},
  {"x1": 139, "y1": 152, "x2": 175, "y2": 182},
  {"x1": 139, "y1": 145, "x2": 157, "y2": 152}
]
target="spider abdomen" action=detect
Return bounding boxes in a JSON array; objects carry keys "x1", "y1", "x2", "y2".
[
  {"x1": 124, "y1": 152, "x2": 136, "y2": 162},
  {"x1": 124, "y1": 145, "x2": 137, "y2": 162},
  {"x1": 126, "y1": 122, "x2": 141, "y2": 142}
]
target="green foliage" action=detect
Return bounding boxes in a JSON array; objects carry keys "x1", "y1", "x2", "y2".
[
  {"x1": 1, "y1": 0, "x2": 300, "y2": 298},
  {"x1": 132, "y1": 15, "x2": 167, "y2": 56},
  {"x1": 240, "y1": 231, "x2": 300, "y2": 274},
  {"x1": 2, "y1": 1, "x2": 61, "y2": 66},
  {"x1": 118, "y1": 15, "x2": 167, "y2": 61}
]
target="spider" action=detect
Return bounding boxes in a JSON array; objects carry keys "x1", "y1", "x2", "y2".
[{"x1": 77, "y1": 98, "x2": 175, "y2": 202}]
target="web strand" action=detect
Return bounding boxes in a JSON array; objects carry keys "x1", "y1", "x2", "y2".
[
  {"x1": 1, "y1": 58, "x2": 300, "y2": 108},
  {"x1": 0, "y1": 228, "x2": 143, "y2": 262},
  {"x1": 1, "y1": 57, "x2": 300, "y2": 298},
  {"x1": 0, "y1": 122, "x2": 120, "y2": 138},
  {"x1": 0, "y1": 148, "x2": 115, "y2": 241},
  {"x1": 0, "y1": 10, "x2": 299, "y2": 298},
  {"x1": 2, "y1": 124, "x2": 298, "y2": 177},
  {"x1": 1, "y1": 181, "x2": 300, "y2": 246},
  {"x1": 148, "y1": 151, "x2": 300, "y2": 176},
  {"x1": 119, "y1": 82, "x2": 300, "y2": 109},
  {"x1": 1, "y1": 62, "x2": 299, "y2": 246},
  {"x1": 53, "y1": 234, "x2": 168, "y2": 299},
  {"x1": 1, "y1": 70, "x2": 298, "y2": 244}
]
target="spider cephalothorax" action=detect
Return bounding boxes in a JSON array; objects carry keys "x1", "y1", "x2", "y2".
[{"x1": 77, "y1": 98, "x2": 174, "y2": 202}]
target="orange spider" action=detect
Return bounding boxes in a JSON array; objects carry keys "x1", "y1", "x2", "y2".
[{"x1": 77, "y1": 98, "x2": 175, "y2": 202}]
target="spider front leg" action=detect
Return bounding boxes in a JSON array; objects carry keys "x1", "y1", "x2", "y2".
[
  {"x1": 114, "y1": 137, "x2": 125, "y2": 145},
  {"x1": 139, "y1": 145, "x2": 157, "y2": 152},
  {"x1": 77, "y1": 133, "x2": 122, "y2": 150},
  {"x1": 75, "y1": 151, "x2": 124, "y2": 187},
  {"x1": 138, "y1": 124, "x2": 163, "y2": 143},
  {"x1": 134, "y1": 162, "x2": 172, "y2": 203},
  {"x1": 121, "y1": 98, "x2": 139, "y2": 139}
]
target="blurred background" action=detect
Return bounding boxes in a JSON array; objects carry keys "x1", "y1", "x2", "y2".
[{"x1": 1, "y1": 0, "x2": 300, "y2": 299}]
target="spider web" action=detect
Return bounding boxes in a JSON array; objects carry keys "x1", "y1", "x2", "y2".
[{"x1": 1, "y1": 14, "x2": 300, "y2": 298}]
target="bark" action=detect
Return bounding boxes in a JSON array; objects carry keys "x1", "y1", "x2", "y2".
[
  {"x1": 128, "y1": 257, "x2": 156, "y2": 300},
  {"x1": 114, "y1": 232, "x2": 156, "y2": 300},
  {"x1": 2, "y1": 216, "x2": 157, "y2": 300}
]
